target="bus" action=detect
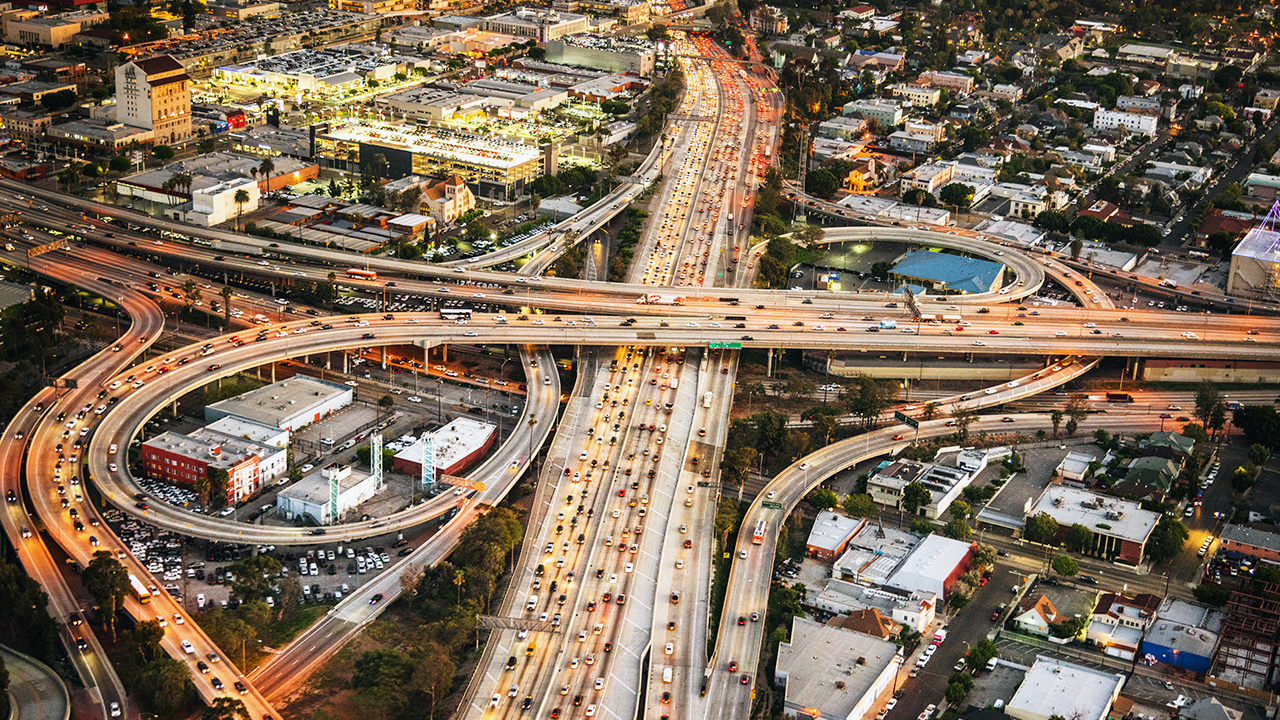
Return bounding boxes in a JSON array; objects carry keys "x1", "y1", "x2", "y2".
[
  {"x1": 347, "y1": 269, "x2": 377, "y2": 281},
  {"x1": 129, "y1": 574, "x2": 151, "y2": 604},
  {"x1": 752, "y1": 520, "x2": 766, "y2": 545},
  {"x1": 703, "y1": 391, "x2": 713, "y2": 408},
  {"x1": 440, "y1": 307, "x2": 472, "y2": 321}
]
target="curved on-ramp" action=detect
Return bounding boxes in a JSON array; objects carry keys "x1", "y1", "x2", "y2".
[{"x1": 1, "y1": 645, "x2": 70, "y2": 720}]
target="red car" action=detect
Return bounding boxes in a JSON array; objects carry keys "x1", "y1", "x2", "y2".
[
  {"x1": 988, "y1": 330, "x2": 999, "y2": 335},
  {"x1": 892, "y1": 434, "x2": 905, "y2": 440},
  {"x1": 740, "y1": 675, "x2": 751, "y2": 685},
  {"x1": 979, "y1": 577, "x2": 988, "y2": 586},
  {"x1": 728, "y1": 661, "x2": 738, "y2": 672}
]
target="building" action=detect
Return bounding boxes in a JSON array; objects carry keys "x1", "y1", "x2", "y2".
[
  {"x1": 1181, "y1": 699, "x2": 1241, "y2": 720},
  {"x1": 1093, "y1": 108, "x2": 1158, "y2": 137},
  {"x1": 1227, "y1": 215, "x2": 1280, "y2": 301},
  {"x1": 1014, "y1": 595, "x2": 1062, "y2": 636},
  {"x1": 867, "y1": 458, "x2": 985, "y2": 519},
  {"x1": 1125, "y1": 456, "x2": 1178, "y2": 492},
  {"x1": 774, "y1": 618, "x2": 901, "y2": 720},
  {"x1": 483, "y1": 7, "x2": 589, "y2": 42},
  {"x1": 204, "y1": 376, "x2": 352, "y2": 432},
  {"x1": 843, "y1": 99, "x2": 902, "y2": 129},
  {"x1": 889, "y1": 250, "x2": 1005, "y2": 295},
  {"x1": 1219, "y1": 524, "x2": 1280, "y2": 565},
  {"x1": 391, "y1": 417, "x2": 497, "y2": 477},
  {"x1": 7, "y1": 9, "x2": 107, "y2": 47},
  {"x1": 329, "y1": 0, "x2": 415, "y2": 14},
  {"x1": 749, "y1": 5, "x2": 788, "y2": 35},
  {"x1": 119, "y1": 152, "x2": 318, "y2": 206},
  {"x1": 0, "y1": 81, "x2": 76, "y2": 104},
  {"x1": 276, "y1": 463, "x2": 379, "y2": 525},
  {"x1": 917, "y1": 71, "x2": 974, "y2": 94},
  {"x1": 205, "y1": 416, "x2": 290, "y2": 449},
  {"x1": 891, "y1": 84, "x2": 942, "y2": 107},
  {"x1": 0, "y1": 109, "x2": 52, "y2": 144},
  {"x1": 1056, "y1": 452, "x2": 1095, "y2": 483},
  {"x1": 900, "y1": 163, "x2": 955, "y2": 195},
  {"x1": 828, "y1": 608, "x2": 900, "y2": 639},
  {"x1": 1214, "y1": 574, "x2": 1280, "y2": 689},
  {"x1": 1117, "y1": 44, "x2": 1177, "y2": 64},
  {"x1": 115, "y1": 55, "x2": 192, "y2": 144},
  {"x1": 884, "y1": 533, "x2": 976, "y2": 599},
  {"x1": 1140, "y1": 431, "x2": 1195, "y2": 461},
  {"x1": 889, "y1": 123, "x2": 944, "y2": 153},
  {"x1": 1006, "y1": 657, "x2": 1125, "y2": 720},
  {"x1": 1116, "y1": 95, "x2": 1161, "y2": 113},
  {"x1": 180, "y1": 177, "x2": 260, "y2": 227},
  {"x1": 1143, "y1": 619, "x2": 1219, "y2": 674},
  {"x1": 1255, "y1": 88, "x2": 1280, "y2": 111},
  {"x1": 1087, "y1": 593, "x2": 1160, "y2": 659},
  {"x1": 545, "y1": 33, "x2": 654, "y2": 75},
  {"x1": 817, "y1": 116, "x2": 869, "y2": 141},
  {"x1": 1025, "y1": 486, "x2": 1159, "y2": 566},
  {"x1": 421, "y1": 174, "x2": 475, "y2": 226},
  {"x1": 805, "y1": 512, "x2": 865, "y2": 562},
  {"x1": 140, "y1": 429, "x2": 285, "y2": 504},
  {"x1": 314, "y1": 120, "x2": 545, "y2": 200}
]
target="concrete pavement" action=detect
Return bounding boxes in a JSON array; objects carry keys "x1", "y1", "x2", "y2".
[{"x1": 1, "y1": 646, "x2": 69, "y2": 720}]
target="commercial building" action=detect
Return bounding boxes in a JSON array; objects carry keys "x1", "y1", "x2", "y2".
[
  {"x1": 884, "y1": 534, "x2": 976, "y2": 599},
  {"x1": 391, "y1": 417, "x2": 498, "y2": 477},
  {"x1": 205, "y1": 376, "x2": 353, "y2": 432},
  {"x1": 545, "y1": 33, "x2": 655, "y2": 75},
  {"x1": 867, "y1": 458, "x2": 985, "y2": 518},
  {"x1": 917, "y1": 71, "x2": 974, "y2": 93},
  {"x1": 215, "y1": 46, "x2": 431, "y2": 97},
  {"x1": 1143, "y1": 619, "x2": 1219, "y2": 674},
  {"x1": 831, "y1": 521, "x2": 974, "y2": 599},
  {"x1": 205, "y1": 416, "x2": 290, "y2": 449},
  {"x1": 889, "y1": 250, "x2": 1005, "y2": 295},
  {"x1": 1093, "y1": 108, "x2": 1158, "y2": 137},
  {"x1": 6, "y1": 9, "x2": 107, "y2": 47},
  {"x1": 0, "y1": 109, "x2": 52, "y2": 144},
  {"x1": 1227, "y1": 215, "x2": 1280, "y2": 301},
  {"x1": 175, "y1": 177, "x2": 260, "y2": 227},
  {"x1": 774, "y1": 618, "x2": 901, "y2": 720},
  {"x1": 1180, "y1": 699, "x2": 1241, "y2": 720},
  {"x1": 1025, "y1": 486, "x2": 1159, "y2": 566},
  {"x1": 140, "y1": 428, "x2": 286, "y2": 504},
  {"x1": 1219, "y1": 524, "x2": 1280, "y2": 565},
  {"x1": 1214, "y1": 574, "x2": 1280, "y2": 689},
  {"x1": 0, "y1": 81, "x2": 75, "y2": 104},
  {"x1": 809, "y1": 578, "x2": 937, "y2": 632},
  {"x1": 328, "y1": 0, "x2": 415, "y2": 14},
  {"x1": 891, "y1": 84, "x2": 942, "y2": 106},
  {"x1": 277, "y1": 463, "x2": 379, "y2": 525},
  {"x1": 483, "y1": 7, "x2": 589, "y2": 42},
  {"x1": 1006, "y1": 658, "x2": 1125, "y2": 720},
  {"x1": 119, "y1": 152, "x2": 318, "y2": 206},
  {"x1": 805, "y1": 512, "x2": 865, "y2": 562},
  {"x1": 313, "y1": 120, "x2": 547, "y2": 200},
  {"x1": 115, "y1": 55, "x2": 192, "y2": 144},
  {"x1": 1056, "y1": 452, "x2": 1095, "y2": 483},
  {"x1": 1087, "y1": 593, "x2": 1160, "y2": 660},
  {"x1": 1118, "y1": 44, "x2": 1177, "y2": 64}
]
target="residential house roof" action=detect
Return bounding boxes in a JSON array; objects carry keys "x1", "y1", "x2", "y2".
[
  {"x1": 1126, "y1": 456, "x2": 1179, "y2": 491},
  {"x1": 829, "y1": 608, "x2": 901, "y2": 639}
]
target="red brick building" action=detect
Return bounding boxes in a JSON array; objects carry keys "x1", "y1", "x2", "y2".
[{"x1": 141, "y1": 431, "x2": 261, "y2": 504}]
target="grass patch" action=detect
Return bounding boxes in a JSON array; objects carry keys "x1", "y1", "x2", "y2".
[
  {"x1": 201, "y1": 375, "x2": 267, "y2": 405},
  {"x1": 264, "y1": 604, "x2": 334, "y2": 648}
]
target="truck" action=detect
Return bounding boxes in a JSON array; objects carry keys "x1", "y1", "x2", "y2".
[
  {"x1": 1225, "y1": 400, "x2": 1243, "y2": 411},
  {"x1": 932, "y1": 629, "x2": 947, "y2": 645},
  {"x1": 637, "y1": 294, "x2": 687, "y2": 305},
  {"x1": 1105, "y1": 392, "x2": 1134, "y2": 403},
  {"x1": 879, "y1": 319, "x2": 897, "y2": 329},
  {"x1": 914, "y1": 314, "x2": 936, "y2": 322},
  {"x1": 211, "y1": 240, "x2": 263, "y2": 256},
  {"x1": 663, "y1": 668, "x2": 673, "y2": 683},
  {"x1": 942, "y1": 314, "x2": 963, "y2": 323}
]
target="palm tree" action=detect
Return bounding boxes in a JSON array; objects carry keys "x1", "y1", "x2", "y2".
[
  {"x1": 249, "y1": 167, "x2": 258, "y2": 186},
  {"x1": 258, "y1": 158, "x2": 275, "y2": 184},
  {"x1": 327, "y1": 271, "x2": 337, "y2": 310},
  {"x1": 233, "y1": 188, "x2": 249, "y2": 230},
  {"x1": 195, "y1": 474, "x2": 211, "y2": 510},
  {"x1": 453, "y1": 567, "x2": 466, "y2": 602},
  {"x1": 220, "y1": 285, "x2": 233, "y2": 328},
  {"x1": 1050, "y1": 409, "x2": 1064, "y2": 438}
]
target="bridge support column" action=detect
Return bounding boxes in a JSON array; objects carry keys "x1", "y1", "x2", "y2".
[
  {"x1": 172, "y1": 399, "x2": 178, "y2": 417},
  {"x1": 271, "y1": 363, "x2": 276, "y2": 382},
  {"x1": 325, "y1": 352, "x2": 331, "y2": 370},
  {"x1": 381, "y1": 346, "x2": 387, "y2": 370},
  {"x1": 767, "y1": 348, "x2": 773, "y2": 377},
  {"x1": 343, "y1": 353, "x2": 349, "y2": 374}
]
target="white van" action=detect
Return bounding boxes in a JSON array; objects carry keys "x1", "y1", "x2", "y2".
[
  {"x1": 986, "y1": 658, "x2": 999, "y2": 672},
  {"x1": 663, "y1": 667, "x2": 673, "y2": 683},
  {"x1": 526, "y1": 595, "x2": 538, "y2": 611}
]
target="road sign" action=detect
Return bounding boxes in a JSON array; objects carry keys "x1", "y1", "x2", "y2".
[
  {"x1": 761, "y1": 501, "x2": 783, "y2": 509},
  {"x1": 27, "y1": 238, "x2": 67, "y2": 260},
  {"x1": 442, "y1": 474, "x2": 487, "y2": 492},
  {"x1": 709, "y1": 342, "x2": 742, "y2": 349},
  {"x1": 894, "y1": 411, "x2": 919, "y2": 429}
]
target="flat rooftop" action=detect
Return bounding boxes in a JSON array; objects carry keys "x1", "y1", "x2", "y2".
[
  {"x1": 807, "y1": 512, "x2": 865, "y2": 553},
  {"x1": 206, "y1": 376, "x2": 351, "y2": 428},
  {"x1": 1007, "y1": 657, "x2": 1124, "y2": 720},
  {"x1": 775, "y1": 617, "x2": 900, "y2": 719},
  {"x1": 395, "y1": 417, "x2": 496, "y2": 470},
  {"x1": 834, "y1": 522, "x2": 920, "y2": 586},
  {"x1": 143, "y1": 429, "x2": 271, "y2": 470},
  {"x1": 320, "y1": 121, "x2": 542, "y2": 171},
  {"x1": 1027, "y1": 485, "x2": 1159, "y2": 545},
  {"x1": 886, "y1": 534, "x2": 973, "y2": 596},
  {"x1": 1232, "y1": 224, "x2": 1280, "y2": 263},
  {"x1": 279, "y1": 464, "x2": 373, "y2": 504},
  {"x1": 0, "y1": 280, "x2": 32, "y2": 311},
  {"x1": 205, "y1": 416, "x2": 288, "y2": 447}
]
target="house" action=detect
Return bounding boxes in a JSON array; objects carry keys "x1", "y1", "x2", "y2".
[
  {"x1": 829, "y1": 608, "x2": 901, "y2": 639},
  {"x1": 1014, "y1": 594, "x2": 1061, "y2": 636},
  {"x1": 1125, "y1": 456, "x2": 1179, "y2": 492},
  {"x1": 1087, "y1": 592, "x2": 1160, "y2": 660},
  {"x1": 1056, "y1": 452, "x2": 1095, "y2": 484},
  {"x1": 1179, "y1": 698, "x2": 1241, "y2": 720},
  {"x1": 1140, "y1": 431, "x2": 1195, "y2": 461}
]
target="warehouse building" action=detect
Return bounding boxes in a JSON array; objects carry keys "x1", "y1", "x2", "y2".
[
  {"x1": 205, "y1": 416, "x2": 290, "y2": 449},
  {"x1": 276, "y1": 463, "x2": 379, "y2": 525},
  {"x1": 1006, "y1": 657, "x2": 1125, "y2": 720},
  {"x1": 392, "y1": 417, "x2": 497, "y2": 477},
  {"x1": 805, "y1": 512, "x2": 865, "y2": 562},
  {"x1": 889, "y1": 250, "x2": 1004, "y2": 295},
  {"x1": 774, "y1": 617, "x2": 901, "y2": 720},
  {"x1": 205, "y1": 376, "x2": 353, "y2": 432}
]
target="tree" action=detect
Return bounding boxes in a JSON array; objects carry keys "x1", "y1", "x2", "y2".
[
  {"x1": 83, "y1": 550, "x2": 129, "y2": 641},
  {"x1": 1070, "y1": 237, "x2": 1084, "y2": 260},
  {"x1": 945, "y1": 672, "x2": 975, "y2": 705},
  {"x1": 806, "y1": 168, "x2": 838, "y2": 199},
  {"x1": 1064, "y1": 523, "x2": 1093, "y2": 552},
  {"x1": 202, "y1": 697, "x2": 250, "y2": 720},
  {"x1": 1249, "y1": 444, "x2": 1272, "y2": 466},
  {"x1": 948, "y1": 500, "x2": 971, "y2": 520},
  {"x1": 806, "y1": 487, "x2": 838, "y2": 510},
  {"x1": 1146, "y1": 516, "x2": 1190, "y2": 563},
  {"x1": 1050, "y1": 409, "x2": 1063, "y2": 437},
  {"x1": 40, "y1": 89, "x2": 77, "y2": 111},
  {"x1": 1065, "y1": 418, "x2": 1079, "y2": 438},
  {"x1": 901, "y1": 482, "x2": 931, "y2": 514},
  {"x1": 137, "y1": 657, "x2": 193, "y2": 715},
  {"x1": 1051, "y1": 555, "x2": 1079, "y2": 576},
  {"x1": 220, "y1": 285, "x2": 233, "y2": 328},
  {"x1": 411, "y1": 641, "x2": 456, "y2": 720},
  {"x1": 951, "y1": 404, "x2": 978, "y2": 439},
  {"x1": 922, "y1": 402, "x2": 938, "y2": 421},
  {"x1": 1193, "y1": 583, "x2": 1231, "y2": 607},
  {"x1": 909, "y1": 518, "x2": 934, "y2": 535},
  {"x1": 352, "y1": 649, "x2": 414, "y2": 720},
  {"x1": 1194, "y1": 381, "x2": 1226, "y2": 437},
  {"x1": 1065, "y1": 395, "x2": 1089, "y2": 425},
  {"x1": 719, "y1": 447, "x2": 757, "y2": 487},
  {"x1": 943, "y1": 518, "x2": 972, "y2": 540},
  {"x1": 152, "y1": 145, "x2": 176, "y2": 161},
  {"x1": 967, "y1": 638, "x2": 999, "y2": 667},
  {"x1": 1024, "y1": 512, "x2": 1060, "y2": 545},
  {"x1": 379, "y1": 394, "x2": 394, "y2": 422},
  {"x1": 1232, "y1": 464, "x2": 1258, "y2": 492},
  {"x1": 1235, "y1": 405, "x2": 1280, "y2": 448},
  {"x1": 842, "y1": 493, "x2": 877, "y2": 518},
  {"x1": 939, "y1": 183, "x2": 975, "y2": 209},
  {"x1": 109, "y1": 155, "x2": 132, "y2": 174},
  {"x1": 233, "y1": 188, "x2": 250, "y2": 230},
  {"x1": 227, "y1": 555, "x2": 283, "y2": 602}
]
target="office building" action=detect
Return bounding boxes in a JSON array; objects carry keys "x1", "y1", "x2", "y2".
[
  {"x1": 483, "y1": 7, "x2": 589, "y2": 42},
  {"x1": 115, "y1": 55, "x2": 192, "y2": 144},
  {"x1": 1024, "y1": 486, "x2": 1159, "y2": 566}
]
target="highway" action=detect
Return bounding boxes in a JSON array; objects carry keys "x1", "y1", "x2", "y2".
[{"x1": 1, "y1": 644, "x2": 70, "y2": 720}]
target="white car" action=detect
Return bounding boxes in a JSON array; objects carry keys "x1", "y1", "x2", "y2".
[
  {"x1": 109, "y1": 702, "x2": 121, "y2": 718},
  {"x1": 665, "y1": 642, "x2": 674, "y2": 655},
  {"x1": 181, "y1": 640, "x2": 195, "y2": 654},
  {"x1": 108, "y1": 463, "x2": 118, "y2": 472},
  {"x1": 408, "y1": 396, "x2": 422, "y2": 403},
  {"x1": 108, "y1": 444, "x2": 118, "y2": 455}
]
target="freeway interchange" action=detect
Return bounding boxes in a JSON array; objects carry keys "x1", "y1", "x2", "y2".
[{"x1": 0, "y1": 37, "x2": 1275, "y2": 720}]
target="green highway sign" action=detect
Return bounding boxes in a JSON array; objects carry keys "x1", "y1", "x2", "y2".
[
  {"x1": 761, "y1": 501, "x2": 783, "y2": 509},
  {"x1": 894, "y1": 411, "x2": 919, "y2": 429},
  {"x1": 709, "y1": 342, "x2": 743, "y2": 349}
]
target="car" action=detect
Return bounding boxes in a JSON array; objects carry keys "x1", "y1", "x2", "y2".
[
  {"x1": 892, "y1": 434, "x2": 904, "y2": 440},
  {"x1": 181, "y1": 640, "x2": 195, "y2": 654},
  {"x1": 234, "y1": 681, "x2": 248, "y2": 695},
  {"x1": 750, "y1": 612, "x2": 759, "y2": 622},
  {"x1": 665, "y1": 642, "x2": 674, "y2": 655},
  {"x1": 991, "y1": 609, "x2": 1001, "y2": 621},
  {"x1": 370, "y1": 593, "x2": 384, "y2": 604},
  {"x1": 1078, "y1": 575, "x2": 1098, "y2": 585},
  {"x1": 740, "y1": 674, "x2": 751, "y2": 685},
  {"x1": 729, "y1": 661, "x2": 738, "y2": 672},
  {"x1": 197, "y1": 660, "x2": 210, "y2": 673},
  {"x1": 925, "y1": 705, "x2": 937, "y2": 719},
  {"x1": 886, "y1": 700, "x2": 898, "y2": 711},
  {"x1": 109, "y1": 703, "x2": 121, "y2": 718},
  {"x1": 211, "y1": 677, "x2": 224, "y2": 690}
]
